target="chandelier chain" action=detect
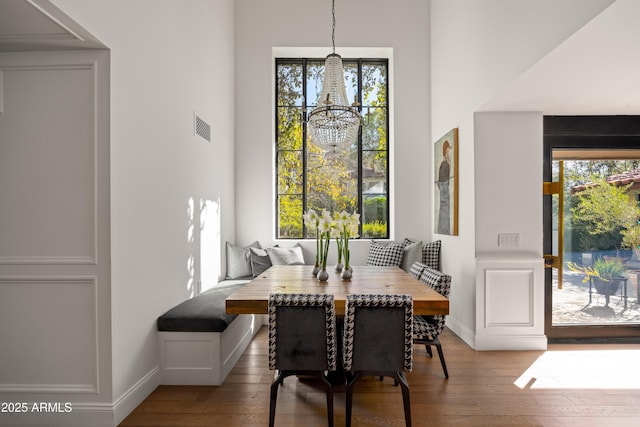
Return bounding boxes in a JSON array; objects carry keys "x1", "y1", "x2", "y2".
[{"x1": 331, "y1": 0, "x2": 336, "y2": 53}]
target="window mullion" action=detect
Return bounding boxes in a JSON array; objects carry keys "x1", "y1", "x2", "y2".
[
  {"x1": 357, "y1": 59, "x2": 364, "y2": 238},
  {"x1": 302, "y1": 59, "x2": 308, "y2": 238},
  {"x1": 275, "y1": 59, "x2": 281, "y2": 237}
]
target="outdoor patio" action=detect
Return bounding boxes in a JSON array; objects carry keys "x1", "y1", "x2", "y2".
[{"x1": 553, "y1": 270, "x2": 640, "y2": 325}]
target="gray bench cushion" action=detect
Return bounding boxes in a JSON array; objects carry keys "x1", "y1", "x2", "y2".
[{"x1": 157, "y1": 281, "x2": 249, "y2": 332}]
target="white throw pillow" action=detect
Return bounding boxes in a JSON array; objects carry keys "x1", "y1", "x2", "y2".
[
  {"x1": 225, "y1": 241, "x2": 260, "y2": 279},
  {"x1": 267, "y1": 245, "x2": 305, "y2": 265}
]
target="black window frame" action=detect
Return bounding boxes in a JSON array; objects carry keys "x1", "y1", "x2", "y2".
[{"x1": 275, "y1": 57, "x2": 390, "y2": 239}]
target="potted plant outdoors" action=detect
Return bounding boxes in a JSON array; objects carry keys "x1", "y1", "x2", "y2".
[{"x1": 568, "y1": 257, "x2": 626, "y2": 297}]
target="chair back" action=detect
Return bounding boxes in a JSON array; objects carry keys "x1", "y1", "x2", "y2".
[
  {"x1": 419, "y1": 267, "x2": 451, "y2": 298},
  {"x1": 343, "y1": 294, "x2": 413, "y2": 373},
  {"x1": 416, "y1": 268, "x2": 451, "y2": 336},
  {"x1": 268, "y1": 293, "x2": 337, "y2": 372},
  {"x1": 409, "y1": 261, "x2": 428, "y2": 279}
]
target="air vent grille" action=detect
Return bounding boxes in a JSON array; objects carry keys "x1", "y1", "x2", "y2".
[{"x1": 194, "y1": 114, "x2": 211, "y2": 142}]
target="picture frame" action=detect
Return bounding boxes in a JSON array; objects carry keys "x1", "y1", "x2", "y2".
[{"x1": 434, "y1": 128, "x2": 459, "y2": 236}]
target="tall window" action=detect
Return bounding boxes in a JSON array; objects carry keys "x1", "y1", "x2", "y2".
[{"x1": 276, "y1": 57, "x2": 389, "y2": 239}]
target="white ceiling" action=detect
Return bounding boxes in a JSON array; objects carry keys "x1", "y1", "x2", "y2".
[
  {"x1": 480, "y1": 0, "x2": 640, "y2": 115},
  {"x1": 0, "y1": 0, "x2": 104, "y2": 51}
]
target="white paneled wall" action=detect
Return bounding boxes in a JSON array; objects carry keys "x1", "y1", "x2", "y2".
[
  {"x1": 475, "y1": 257, "x2": 546, "y2": 350},
  {"x1": 0, "y1": 49, "x2": 112, "y2": 426}
]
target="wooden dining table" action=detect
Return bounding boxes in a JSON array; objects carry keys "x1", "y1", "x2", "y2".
[{"x1": 225, "y1": 264, "x2": 449, "y2": 316}]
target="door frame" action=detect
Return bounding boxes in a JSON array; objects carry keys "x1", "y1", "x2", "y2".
[{"x1": 544, "y1": 115, "x2": 640, "y2": 340}]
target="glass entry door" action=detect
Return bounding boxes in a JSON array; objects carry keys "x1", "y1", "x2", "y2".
[{"x1": 545, "y1": 148, "x2": 640, "y2": 339}]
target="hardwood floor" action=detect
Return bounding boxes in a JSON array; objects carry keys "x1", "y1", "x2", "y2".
[{"x1": 120, "y1": 326, "x2": 640, "y2": 426}]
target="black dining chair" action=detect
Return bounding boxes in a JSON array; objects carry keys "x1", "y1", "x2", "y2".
[
  {"x1": 268, "y1": 293, "x2": 337, "y2": 427},
  {"x1": 343, "y1": 294, "x2": 413, "y2": 427},
  {"x1": 413, "y1": 267, "x2": 452, "y2": 378}
]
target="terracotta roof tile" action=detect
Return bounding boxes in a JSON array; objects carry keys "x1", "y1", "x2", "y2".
[{"x1": 571, "y1": 169, "x2": 640, "y2": 192}]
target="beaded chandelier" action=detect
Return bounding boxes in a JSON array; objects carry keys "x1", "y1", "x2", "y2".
[{"x1": 307, "y1": 0, "x2": 362, "y2": 151}]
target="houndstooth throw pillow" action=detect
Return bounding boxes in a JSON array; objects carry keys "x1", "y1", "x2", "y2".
[
  {"x1": 366, "y1": 241, "x2": 405, "y2": 267},
  {"x1": 422, "y1": 240, "x2": 441, "y2": 271}
]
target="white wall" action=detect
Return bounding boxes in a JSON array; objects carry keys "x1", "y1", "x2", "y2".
[
  {"x1": 474, "y1": 112, "x2": 543, "y2": 257},
  {"x1": 474, "y1": 112, "x2": 546, "y2": 349},
  {"x1": 430, "y1": 0, "x2": 615, "y2": 346},
  {"x1": 234, "y1": 0, "x2": 431, "y2": 264},
  {"x1": 52, "y1": 0, "x2": 236, "y2": 423}
]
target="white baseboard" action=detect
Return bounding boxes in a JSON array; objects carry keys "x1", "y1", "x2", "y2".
[
  {"x1": 474, "y1": 335, "x2": 548, "y2": 351},
  {"x1": 0, "y1": 402, "x2": 115, "y2": 426},
  {"x1": 445, "y1": 316, "x2": 547, "y2": 351},
  {"x1": 0, "y1": 369, "x2": 159, "y2": 426},
  {"x1": 113, "y1": 366, "x2": 160, "y2": 426},
  {"x1": 444, "y1": 316, "x2": 476, "y2": 349}
]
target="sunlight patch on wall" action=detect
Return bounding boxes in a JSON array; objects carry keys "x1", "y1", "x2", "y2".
[
  {"x1": 187, "y1": 197, "x2": 196, "y2": 297},
  {"x1": 199, "y1": 196, "x2": 221, "y2": 293}
]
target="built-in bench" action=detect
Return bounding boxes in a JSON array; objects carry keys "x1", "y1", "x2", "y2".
[
  {"x1": 155, "y1": 238, "x2": 445, "y2": 385},
  {"x1": 157, "y1": 280, "x2": 261, "y2": 385}
]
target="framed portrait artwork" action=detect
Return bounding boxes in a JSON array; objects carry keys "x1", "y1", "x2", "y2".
[{"x1": 434, "y1": 128, "x2": 459, "y2": 236}]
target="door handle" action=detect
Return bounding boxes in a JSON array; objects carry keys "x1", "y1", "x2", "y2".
[{"x1": 544, "y1": 255, "x2": 560, "y2": 269}]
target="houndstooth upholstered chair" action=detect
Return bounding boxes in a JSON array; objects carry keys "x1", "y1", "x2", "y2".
[
  {"x1": 268, "y1": 293, "x2": 337, "y2": 427},
  {"x1": 409, "y1": 260, "x2": 429, "y2": 279},
  {"x1": 411, "y1": 262, "x2": 452, "y2": 378},
  {"x1": 343, "y1": 294, "x2": 413, "y2": 427}
]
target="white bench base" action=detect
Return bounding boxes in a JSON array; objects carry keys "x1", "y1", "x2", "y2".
[{"x1": 158, "y1": 313, "x2": 261, "y2": 385}]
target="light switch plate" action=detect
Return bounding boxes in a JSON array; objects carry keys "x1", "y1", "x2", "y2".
[{"x1": 498, "y1": 233, "x2": 520, "y2": 247}]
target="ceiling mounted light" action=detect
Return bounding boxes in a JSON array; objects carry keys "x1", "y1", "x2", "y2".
[{"x1": 307, "y1": 0, "x2": 362, "y2": 151}]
